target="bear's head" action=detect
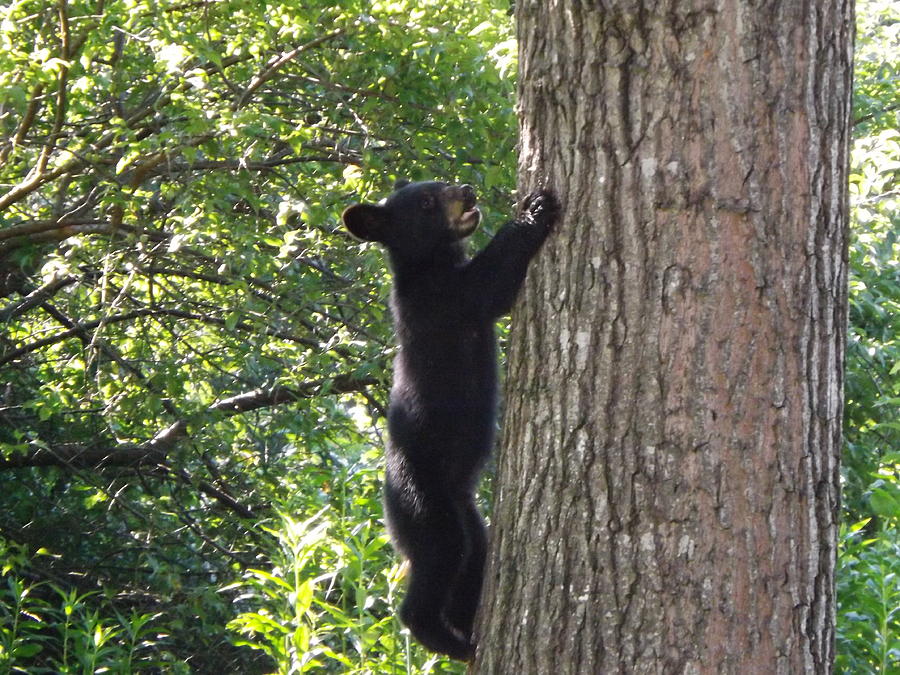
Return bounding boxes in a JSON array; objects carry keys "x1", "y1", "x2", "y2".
[{"x1": 342, "y1": 181, "x2": 481, "y2": 261}]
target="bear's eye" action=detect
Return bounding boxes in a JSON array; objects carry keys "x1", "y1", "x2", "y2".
[{"x1": 421, "y1": 194, "x2": 435, "y2": 210}]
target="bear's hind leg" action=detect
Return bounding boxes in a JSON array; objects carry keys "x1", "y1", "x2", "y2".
[
  {"x1": 443, "y1": 499, "x2": 487, "y2": 641},
  {"x1": 396, "y1": 500, "x2": 475, "y2": 661}
]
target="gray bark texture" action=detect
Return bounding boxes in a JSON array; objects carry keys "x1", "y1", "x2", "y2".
[{"x1": 473, "y1": 1, "x2": 853, "y2": 673}]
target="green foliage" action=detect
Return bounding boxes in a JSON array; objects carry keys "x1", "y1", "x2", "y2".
[
  {"x1": 836, "y1": 521, "x2": 900, "y2": 674},
  {"x1": 0, "y1": 545, "x2": 171, "y2": 672},
  {"x1": 844, "y1": 126, "x2": 900, "y2": 525},
  {"x1": 1, "y1": 0, "x2": 513, "y2": 670},
  {"x1": 837, "y1": 1, "x2": 900, "y2": 672},
  {"x1": 853, "y1": 0, "x2": 900, "y2": 135},
  {"x1": 223, "y1": 467, "x2": 462, "y2": 673}
]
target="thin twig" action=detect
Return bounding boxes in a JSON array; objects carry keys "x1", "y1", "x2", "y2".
[{"x1": 234, "y1": 29, "x2": 344, "y2": 110}]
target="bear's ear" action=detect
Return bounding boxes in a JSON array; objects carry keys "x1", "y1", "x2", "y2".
[
  {"x1": 393, "y1": 178, "x2": 411, "y2": 190},
  {"x1": 342, "y1": 203, "x2": 389, "y2": 242}
]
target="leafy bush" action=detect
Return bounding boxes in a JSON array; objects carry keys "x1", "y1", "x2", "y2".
[
  {"x1": 836, "y1": 2, "x2": 900, "y2": 673},
  {"x1": 0, "y1": 544, "x2": 172, "y2": 672},
  {"x1": 836, "y1": 521, "x2": 900, "y2": 673},
  {"x1": 223, "y1": 465, "x2": 464, "y2": 673}
]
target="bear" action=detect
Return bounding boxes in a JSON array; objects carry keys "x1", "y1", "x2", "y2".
[{"x1": 342, "y1": 180, "x2": 560, "y2": 661}]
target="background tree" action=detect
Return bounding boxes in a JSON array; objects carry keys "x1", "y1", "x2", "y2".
[
  {"x1": 0, "y1": 0, "x2": 515, "y2": 670},
  {"x1": 475, "y1": 2, "x2": 854, "y2": 673}
]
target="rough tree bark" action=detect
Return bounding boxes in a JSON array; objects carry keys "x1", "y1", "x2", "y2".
[{"x1": 474, "y1": 1, "x2": 853, "y2": 673}]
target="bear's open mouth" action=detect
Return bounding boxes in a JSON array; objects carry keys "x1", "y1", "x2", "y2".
[
  {"x1": 454, "y1": 206, "x2": 481, "y2": 237},
  {"x1": 444, "y1": 184, "x2": 480, "y2": 237},
  {"x1": 460, "y1": 207, "x2": 479, "y2": 223}
]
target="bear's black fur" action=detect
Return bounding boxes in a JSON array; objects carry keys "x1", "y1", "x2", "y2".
[{"x1": 342, "y1": 181, "x2": 559, "y2": 661}]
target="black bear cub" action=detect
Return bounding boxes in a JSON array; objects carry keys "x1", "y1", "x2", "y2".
[{"x1": 342, "y1": 180, "x2": 560, "y2": 661}]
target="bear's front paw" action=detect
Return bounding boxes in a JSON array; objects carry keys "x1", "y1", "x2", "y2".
[{"x1": 522, "y1": 189, "x2": 561, "y2": 230}]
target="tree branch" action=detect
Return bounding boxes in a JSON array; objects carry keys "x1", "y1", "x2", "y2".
[
  {"x1": 0, "y1": 83, "x2": 44, "y2": 168},
  {"x1": 0, "y1": 441, "x2": 167, "y2": 470},
  {"x1": 154, "y1": 154, "x2": 359, "y2": 173},
  {"x1": 234, "y1": 30, "x2": 344, "y2": 110},
  {"x1": 0, "y1": 307, "x2": 323, "y2": 367},
  {"x1": 0, "y1": 218, "x2": 106, "y2": 242},
  {"x1": 853, "y1": 102, "x2": 900, "y2": 127},
  {"x1": 0, "y1": 82, "x2": 168, "y2": 212},
  {"x1": 0, "y1": 275, "x2": 77, "y2": 321},
  {"x1": 170, "y1": 466, "x2": 255, "y2": 518},
  {"x1": 0, "y1": 374, "x2": 378, "y2": 472}
]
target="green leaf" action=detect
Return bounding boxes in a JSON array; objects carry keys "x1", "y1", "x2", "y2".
[
  {"x1": 12, "y1": 643, "x2": 43, "y2": 658},
  {"x1": 869, "y1": 488, "x2": 900, "y2": 519}
]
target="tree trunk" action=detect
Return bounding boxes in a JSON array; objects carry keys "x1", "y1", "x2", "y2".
[{"x1": 474, "y1": 2, "x2": 853, "y2": 673}]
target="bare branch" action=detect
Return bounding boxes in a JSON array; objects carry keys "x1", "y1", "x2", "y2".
[
  {"x1": 0, "y1": 83, "x2": 170, "y2": 212},
  {"x1": 210, "y1": 374, "x2": 379, "y2": 414},
  {"x1": 30, "y1": 0, "x2": 71, "y2": 178}
]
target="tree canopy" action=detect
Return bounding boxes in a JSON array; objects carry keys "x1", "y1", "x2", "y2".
[{"x1": 0, "y1": 0, "x2": 514, "y2": 670}]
